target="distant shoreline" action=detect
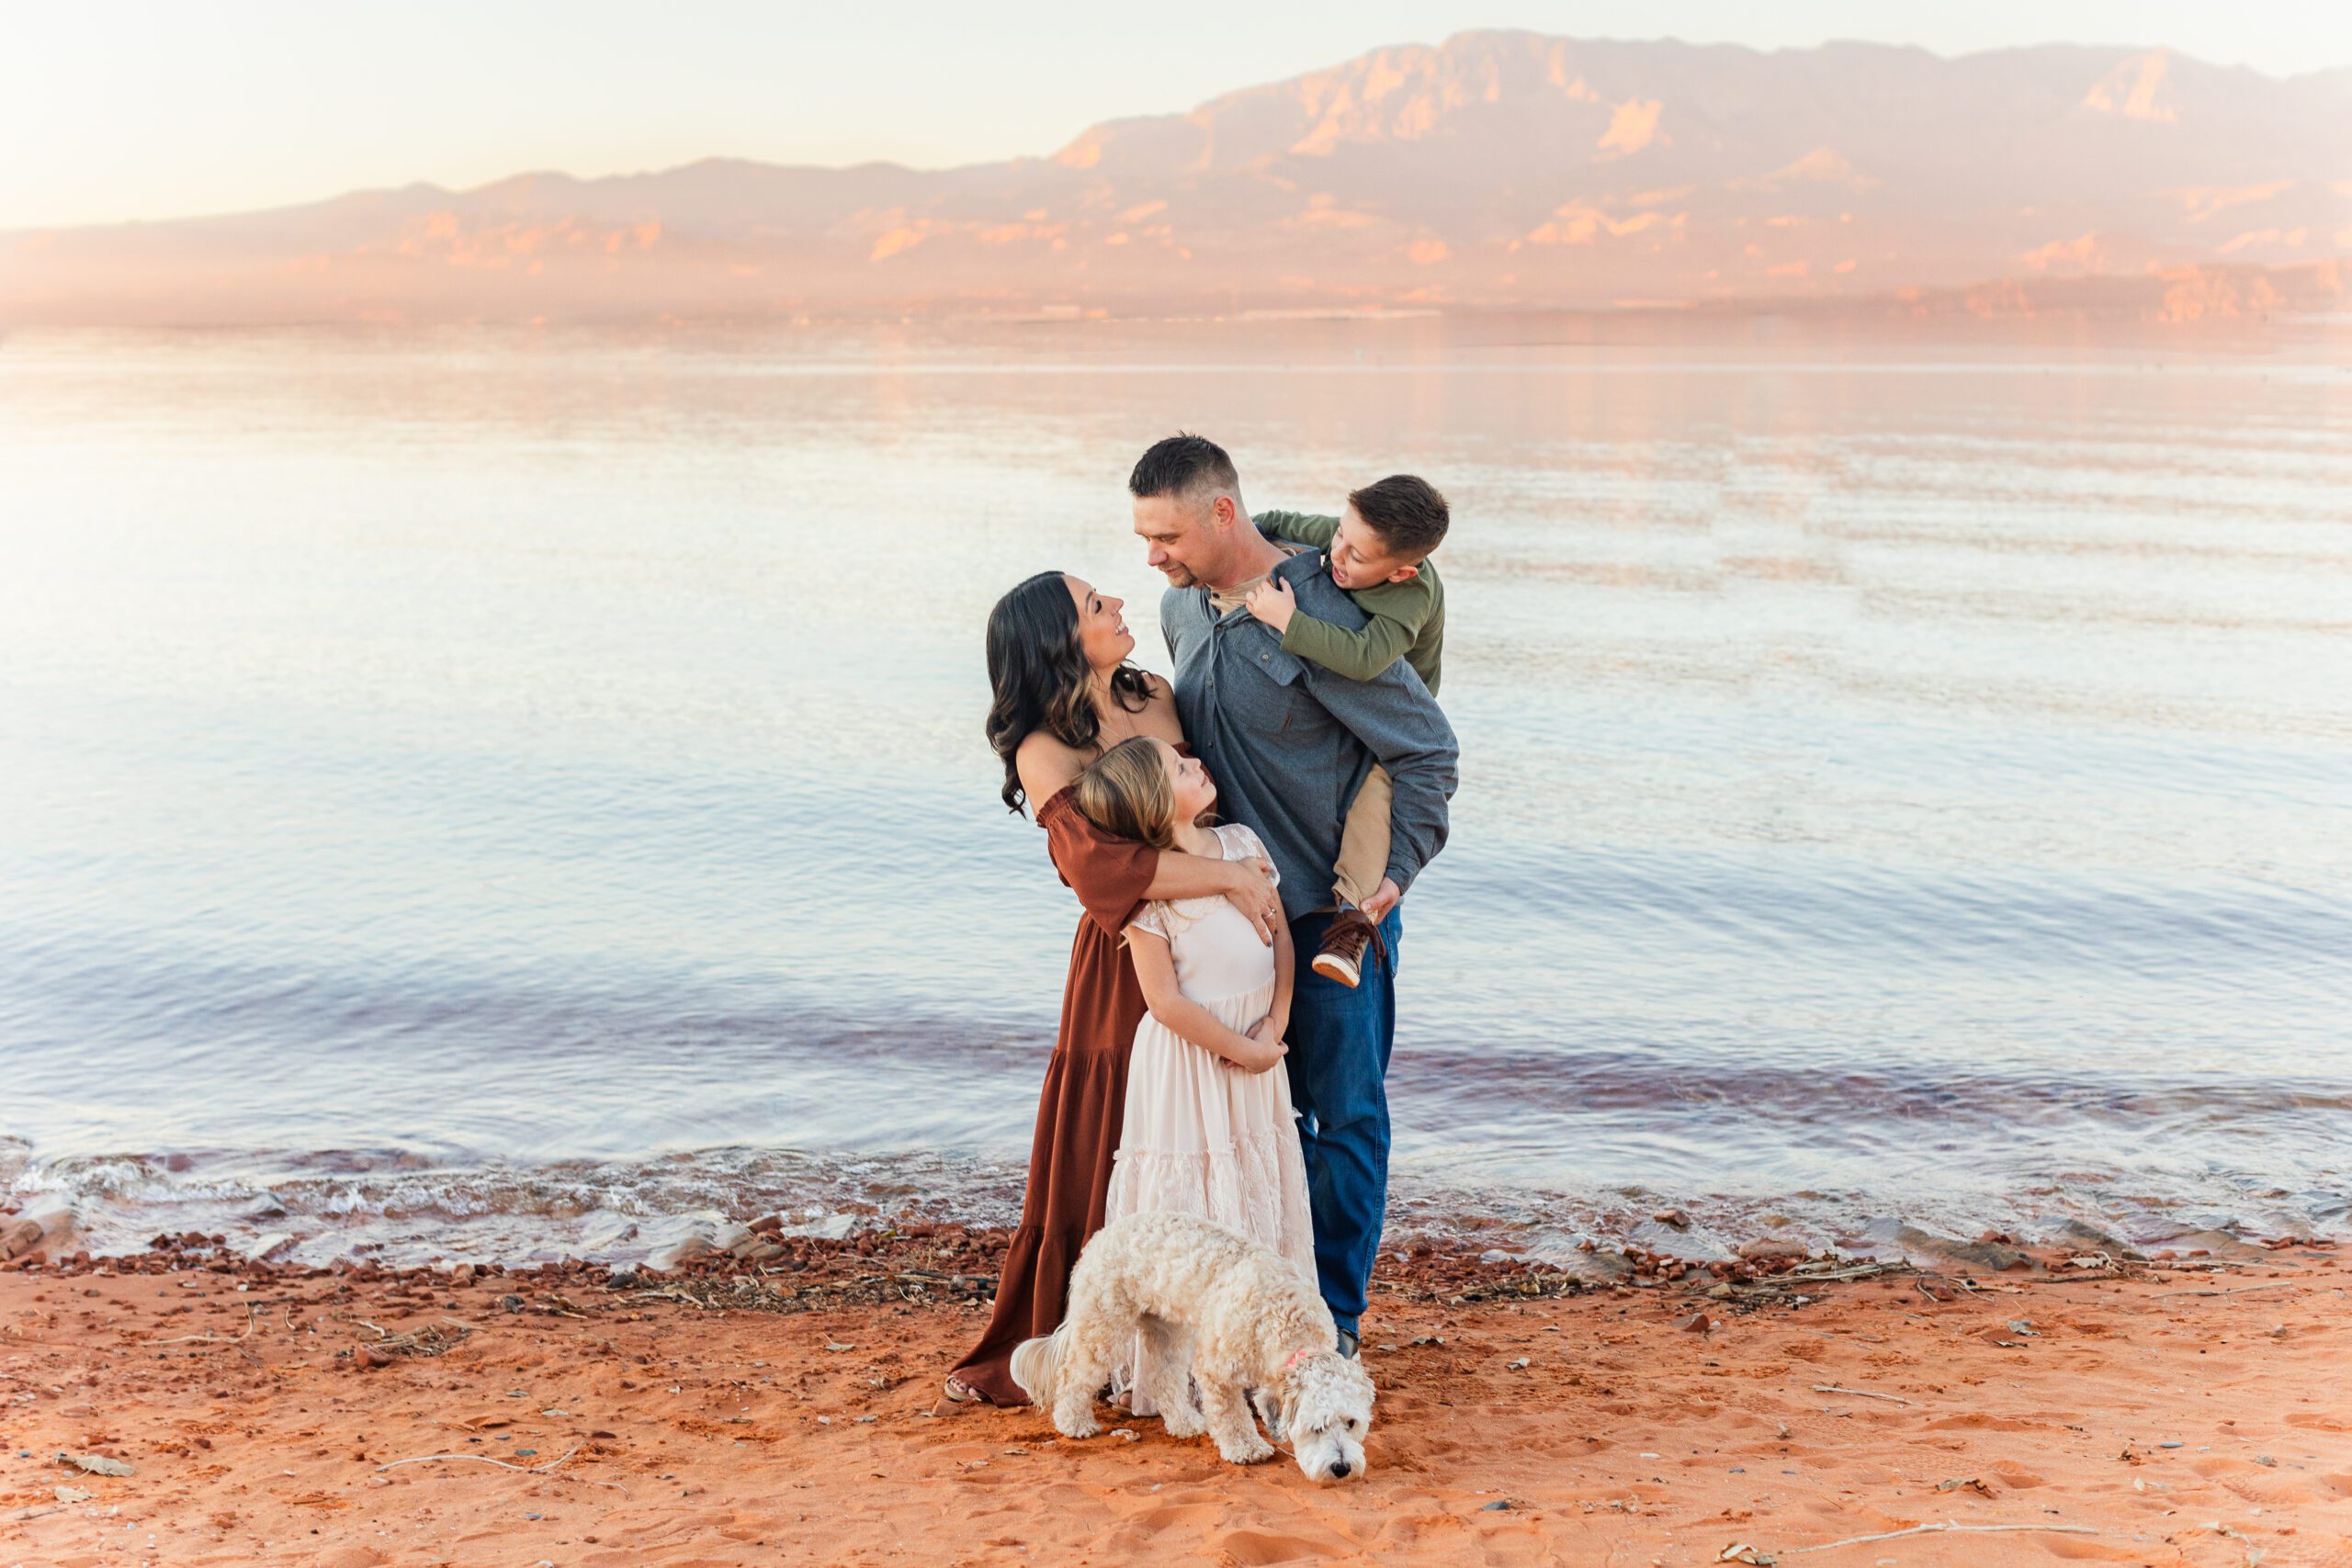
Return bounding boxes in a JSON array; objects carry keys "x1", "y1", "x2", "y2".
[{"x1": 2, "y1": 256, "x2": 2345, "y2": 332}]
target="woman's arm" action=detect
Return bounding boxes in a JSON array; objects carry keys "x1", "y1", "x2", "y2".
[
  {"x1": 1128, "y1": 928, "x2": 1287, "y2": 1073},
  {"x1": 1266, "y1": 920, "x2": 1295, "y2": 1037},
  {"x1": 1141, "y1": 852, "x2": 1277, "y2": 919},
  {"x1": 1014, "y1": 730, "x2": 1089, "y2": 809}
]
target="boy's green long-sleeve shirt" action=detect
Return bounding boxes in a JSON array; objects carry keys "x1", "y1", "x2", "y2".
[{"x1": 1256, "y1": 510, "x2": 1444, "y2": 695}]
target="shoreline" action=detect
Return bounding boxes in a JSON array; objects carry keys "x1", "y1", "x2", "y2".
[
  {"x1": 4, "y1": 1230, "x2": 2346, "y2": 1564},
  {"x1": 8, "y1": 1156, "x2": 2340, "y2": 1286}
]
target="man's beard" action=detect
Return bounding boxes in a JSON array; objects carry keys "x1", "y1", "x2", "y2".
[{"x1": 1159, "y1": 562, "x2": 1198, "y2": 589}]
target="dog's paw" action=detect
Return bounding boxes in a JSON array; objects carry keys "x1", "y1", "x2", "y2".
[
  {"x1": 1056, "y1": 1411, "x2": 1102, "y2": 1440},
  {"x1": 1160, "y1": 1405, "x2": 1207, "y2": 1439},
  {"x1": 1216, "y1": 1434, "x2": 1276, "y2": 1465}
]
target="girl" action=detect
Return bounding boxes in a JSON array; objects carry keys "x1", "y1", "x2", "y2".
[{"x1": 1073, "y1": 736, "x2": 1316, "y2": 1408}]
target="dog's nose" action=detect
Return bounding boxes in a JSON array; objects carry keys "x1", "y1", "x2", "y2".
[{"x1": 1329, "y1": 1461, "x2": 1351, "y2": 1479}]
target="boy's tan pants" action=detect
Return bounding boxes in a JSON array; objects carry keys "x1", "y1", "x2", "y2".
[{"x1": 1331, "y1": 764, "x2": 1393, "y2": 910}]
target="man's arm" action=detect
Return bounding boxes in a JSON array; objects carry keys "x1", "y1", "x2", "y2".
[{"x1": 1301, "y1": 653, "x2": 1458, "y2": 897}]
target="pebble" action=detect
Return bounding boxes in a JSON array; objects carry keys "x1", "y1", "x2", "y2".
[{"x1": 0, "y1": 1217, "x2": 44, "y2": 1261}]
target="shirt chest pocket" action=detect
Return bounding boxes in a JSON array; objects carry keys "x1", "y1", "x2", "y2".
[
  {"x1": 1252, "y1": 643, "x2": 1308, "y2": 686},
  {"x1": 1246, "y1": 641, "x2": 1316, "y2": 732}
]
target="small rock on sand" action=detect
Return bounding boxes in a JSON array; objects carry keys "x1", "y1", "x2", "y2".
[{"x1": 0, "y1": 1218, "x2": 43, "y2": 1261}]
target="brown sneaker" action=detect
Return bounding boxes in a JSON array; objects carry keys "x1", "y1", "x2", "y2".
[{"x1": 1311, "y1": 908, "x2": 1376, "y2": 988}]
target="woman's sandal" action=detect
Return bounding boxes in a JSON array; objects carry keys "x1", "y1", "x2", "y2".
[{"x1": 932, "y1": 1376, "x2": 988, "y2": 1416}]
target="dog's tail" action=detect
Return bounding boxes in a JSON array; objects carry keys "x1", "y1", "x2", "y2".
[{"x1": 1009, "y1": 1322, "x2": 1072, "y2": 1405}]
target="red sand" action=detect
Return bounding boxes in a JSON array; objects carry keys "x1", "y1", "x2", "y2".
[{"x1": 4, "y1": 1242, "x2": 2347, "y2": 1566}]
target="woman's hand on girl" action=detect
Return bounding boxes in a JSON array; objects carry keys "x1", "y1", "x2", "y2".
[{"x1": 1223, "y1": 857, "x2": 1281, "y2": 945}]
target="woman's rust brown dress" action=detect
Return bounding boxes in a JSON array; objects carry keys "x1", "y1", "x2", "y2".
[{"x1": 948, "y1": 784, "x2": 1157, "y2": 1404}]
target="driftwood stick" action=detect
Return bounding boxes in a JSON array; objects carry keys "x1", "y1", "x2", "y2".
[
  {"x1": 1791, "y1": 1521, "x2": 2097, "y2": 1553},
  {"x1": 377, "y1": 1444, "x2": 578, "y2": 1476},
  {"x1": 150, "y1": 1306, "x2": 259, "y2": 1348},
  {"x1": 1810, "y1": 1384, "x2": 1914, "y2": 1404},
  {"x1": 371, "y1": 1444, "x2": 628, "y2": 1494}
]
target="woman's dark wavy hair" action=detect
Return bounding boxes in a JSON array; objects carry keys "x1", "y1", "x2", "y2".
[{"x1": 985, "y1": 570, "x2": 1153, "y2": 814}]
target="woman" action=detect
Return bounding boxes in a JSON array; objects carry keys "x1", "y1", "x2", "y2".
[{"x1": 940, "y1": 570, "x2": 1280, "y2": 1408}]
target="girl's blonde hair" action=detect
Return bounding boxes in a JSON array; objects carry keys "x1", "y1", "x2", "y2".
[{"x1": 1073, "y1": 736, "x2": 1191, "y2": 849}]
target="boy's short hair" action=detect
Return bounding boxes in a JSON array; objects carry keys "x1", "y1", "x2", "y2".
[
  {"x1": 1347, "y1": 474, "x2": 1449, "y2": 563},
  {"x1": 1129, "y1": 434, "x2": 1240, "y2": 506}
]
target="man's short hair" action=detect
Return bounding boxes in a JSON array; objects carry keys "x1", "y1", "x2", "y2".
[
  {"x1": 1130, "y1": 434, "x2": 1240, "y2": 507},
  {"x1": 1348, "y1": 474, "x2": 1450, "y2": 563}
]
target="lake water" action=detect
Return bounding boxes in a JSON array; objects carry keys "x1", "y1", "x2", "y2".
[{"x1": 4, "y1": 315, "x2": 2348, "y2": 1269}]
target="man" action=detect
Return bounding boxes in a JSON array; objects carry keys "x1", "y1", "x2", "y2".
[{"x1": 1130, "y1": 433, "x2": 1458, "y2": 1355}]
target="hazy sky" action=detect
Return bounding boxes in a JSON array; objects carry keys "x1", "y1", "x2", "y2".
[{"x1": 5, "y1": 1, "x2": 2345, "y2": 230}]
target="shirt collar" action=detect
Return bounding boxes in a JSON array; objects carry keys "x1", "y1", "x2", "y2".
[{"x1": 1208, "y1": 543, "x2": 1309, "y2": 623}]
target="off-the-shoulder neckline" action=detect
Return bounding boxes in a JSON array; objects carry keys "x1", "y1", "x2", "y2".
[{"x1": 1030, "y1": 738, "x2": 1191, "y2": 821}]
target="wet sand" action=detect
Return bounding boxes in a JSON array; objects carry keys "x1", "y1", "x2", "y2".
[{"x1": 3, "y1": 1237, "x2": 2346, "y2": 1567}]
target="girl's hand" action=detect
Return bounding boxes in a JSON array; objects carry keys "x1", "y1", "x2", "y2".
[
  {"x1": 1222, "y1": 857, "x2": 1280, "y2": 946},
  {"x1": 1225, "y1": 1016, "x2": 1288, "y2": 1075}
]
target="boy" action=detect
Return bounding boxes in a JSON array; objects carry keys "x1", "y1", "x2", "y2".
[{"x1": 1242, "y1": 474, "x2": 1448, "y2": 988}]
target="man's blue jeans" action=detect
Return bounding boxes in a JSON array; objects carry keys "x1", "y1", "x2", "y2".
[{"x1": 1283, "y1": 906, "x2": 1401, "y2": 1337}]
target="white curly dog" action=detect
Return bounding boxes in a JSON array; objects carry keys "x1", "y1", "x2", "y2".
[{"x1": 1011, "y1": 1212, "x2": 1375, "y2": 1483}]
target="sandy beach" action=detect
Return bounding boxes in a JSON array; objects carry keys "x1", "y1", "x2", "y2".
[{"x1": 4, "y1": 1230, "x2": 2346, "y2": 1567}]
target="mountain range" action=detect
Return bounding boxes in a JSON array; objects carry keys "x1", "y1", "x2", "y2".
[{"x1": 5, "y1": 32, "x2": 2348, "y2": 324}]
